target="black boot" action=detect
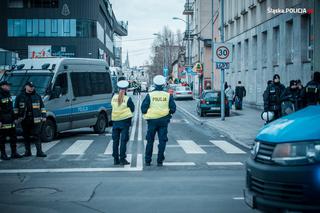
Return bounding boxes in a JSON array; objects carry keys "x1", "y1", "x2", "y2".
[
  {"x1": 35, "y1": 142, "x2": 47, "y2": 157},
  {"x1": 24, "y1": 142, "x2": 32, "y2": 157},
  {"x1": 0, "y1": 143, "x2": 10, "y2": 160},
  {"x1": 114, "y1": 158, "x2": 120, "y2": 165},
  {"x1": 11, "y1": 144, "x2": 23, "y2": 159},
  {"x1": 120, "y1": 159, "x2": 130, "y2": 165}
]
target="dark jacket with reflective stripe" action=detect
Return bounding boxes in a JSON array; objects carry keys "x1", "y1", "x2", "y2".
[
  {"x1": 14, "y1": 90, "x2": 46, "y2": 123},
  {"x1": 0, "y1": 88, "x2": 15, "y2": 127}
]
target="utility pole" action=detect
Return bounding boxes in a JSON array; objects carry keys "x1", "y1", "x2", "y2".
[
  {"x1": 211, "y1": 0, "x2": 214, "y2": 90},
  {"x1": 187, "y1": 0, "x2": 191, "y2": 84},
  {"x1": 220, "y1": 0, "x2": 225, "y2": 121}
]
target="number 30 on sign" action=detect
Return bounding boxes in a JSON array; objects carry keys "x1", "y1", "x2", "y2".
[{"x1": 213, "y1": 43, "x2": 233, "y2": 63}]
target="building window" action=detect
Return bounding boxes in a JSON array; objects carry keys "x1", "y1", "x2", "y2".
[
  {"x1": 261, "y1": 31, "x2": 267, "y2": 67},
  {"x1": 272, "y1": 26, "x2": 280, "y2": 65},
  {"x1": 285, "y1": 19, "x2": 294, "y2": 64},
  {"x1": 97, "y1": 22, "x2": 105, "y2": 44},
  {"x1": 8, "y1": 19, "x2": 79, "y2": 37},
  {"x1": 252, "y1": 35, "x2": 257, "y2": 69},
  {"x1": 8, "y1": 0, "x2": 58, "y2": 8},
  {"x1": 237, "y1": 42, "x2": 241, "y2": 71},
  {"x1": 301, "y1": 14, "x2": 313, "y2": 62},
  {"x1": 244, "y1": 39, "x2": 249, "y2": 70}
]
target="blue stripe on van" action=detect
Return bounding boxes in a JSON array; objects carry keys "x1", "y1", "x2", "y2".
[{"x1": 53, "y1": 103, "x2": 112, "y2": 117}]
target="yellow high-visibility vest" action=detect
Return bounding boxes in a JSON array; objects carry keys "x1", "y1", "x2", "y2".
[
  {"x1": 143, "y1": 91, "x2": 170, "y2": 120},
  {"x1": 111, "y1": 95, "x2": 133, "y2": 121}
]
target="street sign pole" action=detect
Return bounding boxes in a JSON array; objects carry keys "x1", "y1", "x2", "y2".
[{"x1": 220, "y1": 0, "x2": 225, "y2": 121}]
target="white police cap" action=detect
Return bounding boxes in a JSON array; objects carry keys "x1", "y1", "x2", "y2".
[
  {"x1": 153, "y1": 75, "x2": 166, "y2": 86},
  {"x1": 117, "y1": 80, "x2": 129, "y2": 89}
]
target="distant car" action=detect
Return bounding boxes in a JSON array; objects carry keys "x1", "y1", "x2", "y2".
[
  {"x1": 196, "y1": 90, "x2": 230, "y2": 117},
  {"x1": 148, "y1": 85, "x2": 155, "y2": 92},
  {"x1": 173, "y1": 86, "x2": 193, "y2": 100},
  {"x1": 141, "y1": 82, "x2": 148, "y2": 92},
  {"x1": 168, "y1": 84, "x2": 178, "y2": 95},
  {"x1": 244, "y1": 106, "x2": 320, "y2": 212}
]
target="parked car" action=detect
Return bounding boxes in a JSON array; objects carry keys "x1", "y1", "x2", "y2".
[
  {"x1": 244, "y1": 105, "x2": 320, "y2": 212},
  {"x1": 196, "y1": 90, "x2": 230, "y2": 117},
  {"x1": 168, "y1": 84, "x2": 178, "y2": 95},
  {"x1": 2, "y1": 58, "x2": 113, "y2": 142},
  {"x1": 173, "y1": 86, "x2": 193, "y2": 100}
]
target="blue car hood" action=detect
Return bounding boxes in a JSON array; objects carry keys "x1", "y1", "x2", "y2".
[{"x1": 256, "y1": 106, "x2": 320, "y2": 143}]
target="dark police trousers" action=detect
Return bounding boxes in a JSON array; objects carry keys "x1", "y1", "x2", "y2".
[
  {"x1": 0, "y1": 128, "x2": 18, "y2": 155},
  {"x1": 22, "y1": 120, "x2": 43, "y2": 154},
  {"x1": 112, "y1": 126, "x2": 130, "y2": 160},
  {"x1": 145, "y1": 120, "x2": 168, "y2": 164}
]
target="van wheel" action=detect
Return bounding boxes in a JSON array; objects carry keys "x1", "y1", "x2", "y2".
[
  {"x1": 94, "y1": 113, "x2": 107, "y2": 134},
  {"x1": 40, "y1": 120, "x2": 56, "y2": 142}
]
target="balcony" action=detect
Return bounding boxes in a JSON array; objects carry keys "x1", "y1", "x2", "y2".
[
  {"x1": 114, "y1": 20, "x2": 128, "y2": 36},
  {"x1": 183, "y1": 2, "x2": 194, "y2": 15}
]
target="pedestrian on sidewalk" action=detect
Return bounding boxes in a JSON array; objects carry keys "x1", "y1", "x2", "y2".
[
  {"x1": 235, "y1": 81, "x2": 246, "y2": 110},
  {"x1": 301, "y1": 71, "x2": 320, "y2": 107},
  {"x1": 142, "y1": 75, "x2": 176, "y2": 167},
  {"x1": 111, "y1": 80, "x2": 135, "y2": 165},
  {"x1": 0, "y1": 81, "x2": 23, "y2": 160},
  {"x1": 280, "y1": 80, "x2": 302, "y2": 115},
  {"x1": 225, "y1": 85, "x2": 235, "y2": 110}
]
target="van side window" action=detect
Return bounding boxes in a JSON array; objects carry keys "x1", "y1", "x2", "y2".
[
  {"x1": 71, "y1": 72, "x2": 92, "y2": 97},
  {"x1": 54, "y1": 73, "x2": 68, "y2": 95},
  {"x1": 90, "y1": 72, "x2": 112, "y2": 95}
]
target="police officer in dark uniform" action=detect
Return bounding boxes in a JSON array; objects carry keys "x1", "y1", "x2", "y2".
[
  {"x1": 111, "y1": 80, "x2": 135, "y2": 165},
  {"x1": 281, "y1": 80, "x2": 303, "y2": 115},
  {"x1": 0, "y1": 81, "x2": 23, "y2": 160},
  {"x1": 14, "y1": 82, "x2": 47, "y2": 157},
  {"x1": 141, "y1": 75, "x2": 176, "y2": 166},
  {"x1": 301, "y1": 71, "x2": 320, "y2": 106},
  {"x1": 263, "y1": 74, "x2": 286, "y2": 121}
]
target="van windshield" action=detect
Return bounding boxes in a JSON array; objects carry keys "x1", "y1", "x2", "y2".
[{"x1": 3, "y1": 72, "x2": 54, "y2": 96}]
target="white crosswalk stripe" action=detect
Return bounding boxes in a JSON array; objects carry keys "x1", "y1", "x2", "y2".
[
  {"x1": 104, "y1": 140, "x2": 113, "y2": 155},
  {"x1": 210, "y1": 140, "x2": 246, "y2": 154},
  {"x1": 62, "y1": 140, "x2": 94, "y2": 155},
  {"x1": 177, "y1": 140, "x2": 206, "y2": 154},
  {"x1": 31, "y1": 140, "x2": 60, "y2": 153}
]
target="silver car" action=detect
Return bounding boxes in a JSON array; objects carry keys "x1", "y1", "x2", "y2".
[{"x1": 173, "y1": 86, "x2": 193, "y2": 100}]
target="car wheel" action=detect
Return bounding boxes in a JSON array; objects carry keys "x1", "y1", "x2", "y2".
[
  {"x1": 93, "y1": 113, "x2": 107, "y2": 134},
  {"x1": 40, "y1": 119, "x2": 56, "y2": 142}
]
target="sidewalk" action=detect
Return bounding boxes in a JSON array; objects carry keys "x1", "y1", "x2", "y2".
[
  {"x1": 205, "y1": 107, "x2": 264, "y2": 148},
  {"x1": 176, "y1": 101, "x2": 265, "y2": 148}
]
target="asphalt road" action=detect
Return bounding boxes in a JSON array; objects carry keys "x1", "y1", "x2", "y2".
[{"x1": 0, "y1": 94, "x2": 257, "y2": 213}]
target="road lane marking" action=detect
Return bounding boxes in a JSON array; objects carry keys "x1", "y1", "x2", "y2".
[
  {"x1": 177, "y1": 140, "x2": 206, "y2": 154},
  {"x1": 129, "y1": 98, "x2": 139, "y2": 141},
  {"x1": 62, "y1": 140, "x2": 94, "y2": 155},
  {"x1": 30, "y1": 140, "x2": 60, "y2": 154},
  {"x1": 233, "y1": 197, "x2": 244, "y2": 200},
  {"x1": 104, "y1": 140, "x2": 113, "y2": 155},
  {"x1": 206, "y1": 162, "x2": 243, "y2": 166},
  {"x1": 177, "y1": 105, "x2": 202, "y2": 122},
  {"x1": 136, "y1": 154, "x2": 143, "y2": 170},
  {"x1": 0, "y1": 167, "x2": 143, "y2": 173},
  {"x1": 166, "y1": 145, "x2": 180, "y2": 148},
  {"x1": 210, "y1": 140, "x2": 246, "y2": 154},
  {"x1": 144, "y1": 140, "x2": 158, "y2": 154},
  {"x1": 163, "y1": 162, "x2": 196, "y2": 166}
]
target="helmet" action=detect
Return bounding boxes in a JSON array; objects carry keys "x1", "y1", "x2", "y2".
[
  {"x1": 117, "y1": 80, "x2": 129, "y2": 89},
  {"x1": 261, "y1": 111, "x2": 275, "y2": 122},
  {"x1": 153, "y1": 75, "x2": 166, "y2": 86}
]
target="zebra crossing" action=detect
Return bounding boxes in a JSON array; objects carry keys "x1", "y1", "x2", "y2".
[{"x1": 2, "y1": 138, "x2": 247, "y2": 158}]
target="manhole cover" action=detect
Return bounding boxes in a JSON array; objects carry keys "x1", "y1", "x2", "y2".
[{"x1": 12, "y1": 187, "x2": 60, "y2": 196}]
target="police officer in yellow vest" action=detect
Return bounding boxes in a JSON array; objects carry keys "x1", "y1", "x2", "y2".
[
  {"x1": 141, "y1": 75, "x2": 176, "y2": 166},
  {"x1": 111, "y1": 80, "x2": 135, "y2": 165}
]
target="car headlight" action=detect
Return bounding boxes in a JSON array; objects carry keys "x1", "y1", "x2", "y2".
[
  {"x1": 272, "y1": 142, "x2": 320, "y2": 165},
  {"x1": 250, "y1": 141, "x2": 260, "y2": 159}
]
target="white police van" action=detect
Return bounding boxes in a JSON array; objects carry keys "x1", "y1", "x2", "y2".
[{"x1": 2, "y1": 58, "x2": 113, "y2": 142}]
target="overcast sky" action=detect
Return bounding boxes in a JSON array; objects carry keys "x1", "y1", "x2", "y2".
[{"x1": 110, "y1": 0, "x2": 186, "y2": 67}]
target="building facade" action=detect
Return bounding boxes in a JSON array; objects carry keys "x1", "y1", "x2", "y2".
[
  {"x1": 0, "y1": 0, "x2": 127, "y2": 66},
  {"x1": 223, "y1": 0, "x2": 319, "y2": 108}
]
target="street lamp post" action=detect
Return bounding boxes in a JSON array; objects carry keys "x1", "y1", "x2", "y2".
[{"x1": 173, "y1": 16, "x2": 191, "y2": 84}]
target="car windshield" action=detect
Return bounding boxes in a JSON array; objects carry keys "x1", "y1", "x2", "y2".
[
  {"x1": 176, "y1": 86, "x2": 190, "y2": 91},
  {"x1": 3, "y1": 72, "x2": 54, "y2": 96},
  {"x1": 204, "y1": 92, "x2": 219, "y2": 99}
]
